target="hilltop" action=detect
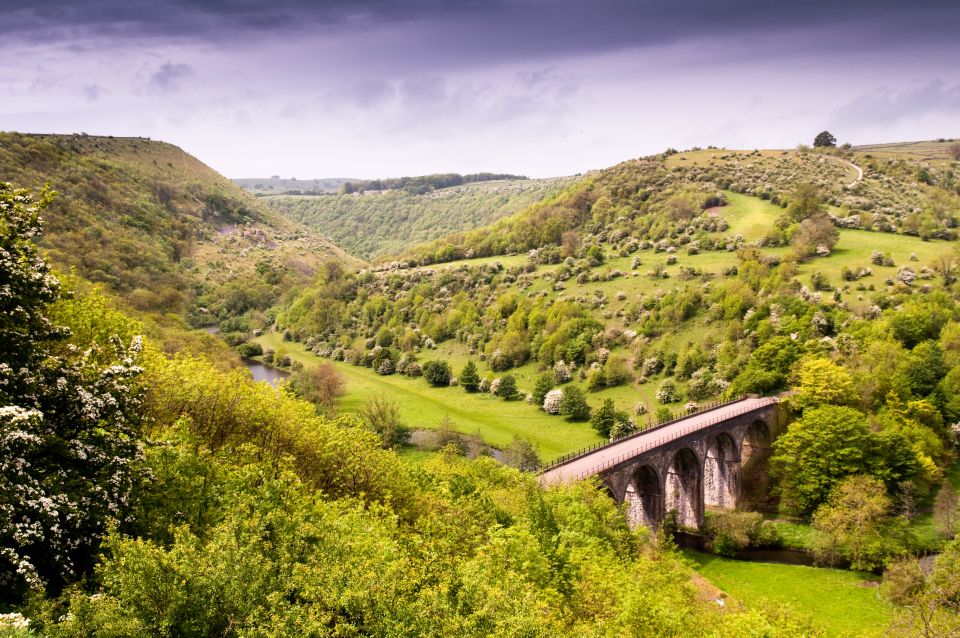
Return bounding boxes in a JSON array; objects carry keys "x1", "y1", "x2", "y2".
[{"x1": 0, "y1": 133, "x2": 360, "y2": 327}]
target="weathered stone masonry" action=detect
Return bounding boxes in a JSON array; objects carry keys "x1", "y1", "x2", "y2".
[{"x1": 547, "y1": 399, "x2": 784, "y2": 530}]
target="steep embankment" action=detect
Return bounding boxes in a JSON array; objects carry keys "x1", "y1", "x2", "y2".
[{"x1": 0, "y1": 133, "x2": 361, "y2": 325}]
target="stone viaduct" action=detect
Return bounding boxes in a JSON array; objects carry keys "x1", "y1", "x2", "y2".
[{"x1": 538, "y1": 396, "x2": 785, "y2": 529}]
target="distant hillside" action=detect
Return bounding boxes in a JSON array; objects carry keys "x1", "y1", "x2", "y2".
[
  {"x1": 339, "y1": 172, "x2": 529, "y2": 195},
  {"x1": 233, "y1": 176, "x2": 357, "y2": 195},
  {"x1": 0, "y1": 133, "x2": 360, "y2": 326},
  {"x1": 265, "y1": 177, "x2": 575, "y2": 259},
  {"x1": 398, "y1": 141, "x2": 960, "y2": 265}
]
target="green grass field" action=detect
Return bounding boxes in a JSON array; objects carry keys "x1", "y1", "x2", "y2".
[
  {"x1": 256, "y1": 332, "x2": 603, "y2": 460},
  {"x1": 684, "y1": 550, "x2": 893, "y2": 637}
]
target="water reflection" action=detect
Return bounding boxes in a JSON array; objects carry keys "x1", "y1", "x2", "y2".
[{"x1": 242, "y1": 359, "x2": 289, "y2": 388}]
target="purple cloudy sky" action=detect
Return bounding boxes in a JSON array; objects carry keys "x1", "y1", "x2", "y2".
[{"x1": 2, "y1": 0, "x2": 959, "y2": 178}]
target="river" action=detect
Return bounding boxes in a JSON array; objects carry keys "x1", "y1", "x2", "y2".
[{"x1": 242, "y1": 359, "x2": 290, "y2": 387}]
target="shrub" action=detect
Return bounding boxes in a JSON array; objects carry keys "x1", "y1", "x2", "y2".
[
  {"x1": 542, "y1": 389, "x2": 564, "y2": 414},
  {"x1": 360, "y1": 395, "x2": 411, "y2": 448},
  {"x1": 603, "y1": 354, "x2": 631, "y2": 386},
  {"x1": 532, "y1": 373, "x2": 554, "y2": 407},
  {"x1": 560, "y1": 386, "x2": 591, "y2": 421},
  {"x1": 656, "y1": 380, "x2": 679, "y2": 404},
  {"x1": 502, "y1": 437, "x2": 541, "y2": 471},
  {"x1": 703, "y1": 511, "x2": 781, "y2": 557},
  {"x1": 654, "y1": 406, "x2": 673, "y2": 422},
  {"x1": 459, "y1": 360, "x2": 481, "y2": 392},
  {"x1": 236, "y1": 341, "x2": 263, "y2": 358},
  {"x1": 286, "y1": 363, "x2": 344, "y2": 416},
  {"x1": 553, "y1": 360, "x2": 573, "y2": 384},
  {"x1": 423, "y1": 360, "x2": 451, "y2": 387},
  {"x1": 495, "y1": 374, "x2": 519, "y2": 400},
  {"x1": 591, "y1": 398, "x2": 629, "y2": 438}
]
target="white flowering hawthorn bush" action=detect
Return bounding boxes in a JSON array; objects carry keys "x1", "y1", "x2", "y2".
[
  {"x1": 542, "y1": 389, "x2": 563, "y2": 414},
  {"x1": 0, "y1": 183, "x2": 145, "y2": 599}
]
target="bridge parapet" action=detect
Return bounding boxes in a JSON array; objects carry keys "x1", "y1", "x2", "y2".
[{"x1": 538, "y1": 396, "x2": 782, "y2": 530}]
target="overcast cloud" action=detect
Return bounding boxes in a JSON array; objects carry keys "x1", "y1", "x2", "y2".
[{"x1": 2, "y1": 0, "x2": 958, "y2": 177}]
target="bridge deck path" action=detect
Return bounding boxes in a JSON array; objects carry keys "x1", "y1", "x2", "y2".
[{"x1": 539, "y1": 396, "x2": 778, "y2": 486}]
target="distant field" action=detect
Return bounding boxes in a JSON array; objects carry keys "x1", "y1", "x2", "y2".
[
  {"x1": 854, "y1": 139, "x2": 958, "y2": 165},
  {"x1": 684, "y1": 550, "x2": 893, "y2": 637}
]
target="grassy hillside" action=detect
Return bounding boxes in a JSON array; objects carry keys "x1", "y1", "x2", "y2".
[
  {"x1": 246, "y1": 141, "x2": 960, "y2": 472},
  {"x1": 262, "y1": 188, "x2": 955, "y2": 457},
  {"x1": 264, "y1": 176, "x2": 575, "y2": 259},
  {"x1": 398, "y1": 143, "x2": 958, "y2": 266},
  {"x1": 0, "y1": 133, "x2": 360, "y2": 326}
]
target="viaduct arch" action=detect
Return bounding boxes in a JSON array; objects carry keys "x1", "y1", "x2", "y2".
[{"x1": 539, "y1": 397, "x2": 783, "y2": 529}]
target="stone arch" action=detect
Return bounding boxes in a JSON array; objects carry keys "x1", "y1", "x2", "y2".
[
  {"x1": 624, "y1": 465, "x2": 662, "y2": 528},
  {"x1": 704, "y1": 432, "x2": 739, "y2": 508},
  {"x1": 740, "y1": 419, "x2": 773, "y2": 510},
  {"x1": 665, "y1": 448, "x2": 702, "y2": 528}
]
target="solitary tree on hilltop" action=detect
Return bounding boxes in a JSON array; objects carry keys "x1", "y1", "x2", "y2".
[{"x1": 813, "y1": 131, "x2": 837, "y2": 148}]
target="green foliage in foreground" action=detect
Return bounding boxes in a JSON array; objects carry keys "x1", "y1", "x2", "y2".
[{"x1": 3, "y1": 187, "x2": 821, "y2": 635}]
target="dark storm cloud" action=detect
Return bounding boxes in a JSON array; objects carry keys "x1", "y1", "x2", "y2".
[{"x1": 9, "y1": 0, "x2": 960, "y2": 60}]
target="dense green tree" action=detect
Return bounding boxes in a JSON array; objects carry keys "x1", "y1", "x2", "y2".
[
  {"x1": 811, "y1": 475, "x2": 901, "y2": 570},
  {"x1": 559, "y1": 385, "x2": 591, "y2": 421},
  {"x1": 532, "y1": 373, "x2": 554, "y2": 408},
  {"x1": 728, "y1": 335, "x2": 802, "y2": 397},
  {"x1": 771, "y1": 406, "x2": 918, "y2": 514},
  {"x1": 813, "y1": 131, "x2": 837, "y2": 147},
  {"x1": 591, "y1": 399, "x2": 630, "y2": 439},
  {"x1": 791, "y1": 357, "x2": 855, "y2": 410},
  {"x1": 423, "y1": 360, "x2": 452, "y2": 387},
  {"x1": 888, "y1": 296, "x2": 953, "y2": 348},
  {"x1": 459, "y1": 360, "x2": 481, "y2": 392},
  {"x1": 902, "y1": 340, "x2": 947, "y2": 396},
  {"x1": 495, "y1": 374, "x2": 519, "y2": 400}
]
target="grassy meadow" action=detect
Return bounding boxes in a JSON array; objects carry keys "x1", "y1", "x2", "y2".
[
  {"x1": 684, "y1": 550, "x2": 893, "y2": 637},
  {"x1": 256, "y1": 332, "x2": 604, "y2": 460}
]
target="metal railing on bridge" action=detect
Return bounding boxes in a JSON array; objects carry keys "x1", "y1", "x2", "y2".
[{"x1": 538, "y1": 395, "x2": 777, "y2": 480}]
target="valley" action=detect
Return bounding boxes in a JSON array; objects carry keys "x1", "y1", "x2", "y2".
[{"x1": 4, "y1": 134, "x2": 960, "y2": 637}]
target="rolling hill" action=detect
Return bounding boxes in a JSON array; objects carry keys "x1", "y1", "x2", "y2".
[
  {"x1": 262, "y1": 176, "x2": 576, "y2": 259},
  {"x1": 258, "y1": 140, "x2": 960, "y2": 461},
  {"x1": 0, "y1": 133, "x2": 361, "y2": 327}
]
